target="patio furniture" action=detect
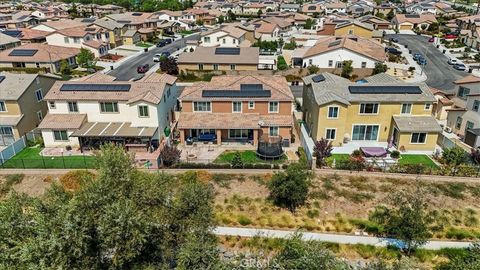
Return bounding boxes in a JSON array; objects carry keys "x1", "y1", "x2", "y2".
[{"x1": 360, "y1": 147, "x2": 387, "y2": 158}]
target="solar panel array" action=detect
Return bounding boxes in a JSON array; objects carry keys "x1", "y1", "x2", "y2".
[
  {"x1": 202, "y1": 90, "x2": 271, "y2": 98},
  {"x1": 311, "y1": 74, "x2": 325, "y2": 83},
  {"x1": 405, "y1": 14, "x2": 420, "y2": 18},
  {"x1": 81, "y1": 18, "x2": 95, "y2": 23},
  {"x1": 0, "y1": 75, "x2": 5, "y2": 83},
  {"x1": 308, "y1": 5, "x2": 316, "y2": 10},
  {"x1": 60, "y1": 84, "x2": 131, "y2": 92},
  {"x1": 3, "y1": 30, "x2": 22, "y2": 37},
  {"x1": 215, "y1": 47, "x2": 241, "y2": 55},
  {"x1": 328, "y1": 40, "x2": 341, "y2": 47},
  {"x1": 348, "y1": 86, "x2": 423, "y2": 94},
  {"x1": 240, "y1": 84, "x2": 263, "y2": 91},
  {"x1": 132, "y1": 12, "x2": 143, "y2": 16},
  {"x1": 8, "y1": 49, "x2": 38, "y2": 57}
]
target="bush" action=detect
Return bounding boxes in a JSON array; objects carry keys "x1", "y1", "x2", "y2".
[
  {"x1": 59, "y1": 170, "x2": 94, "y2": 191},
  {"x1": 237, "y1": 215, "x2": 252, "y2": 226},
  {"x1": 231, "y1": 152, "x2": 243, "y2": 168},
  {"x1": 349, "y1": 219, "x2": 384, "y2": 234},
  {"x1": 455, "y1": 164, "x2": 479, "y2": 177},
  {"x1": 390, "y1": 150, "x2": 400, "y2": 159},
  {"x1": 336, "y1": 157, "x2": 366, "y2": 171},
  {"x1": 159, "y1": 145, "x2": 182, "y2": 167},
  {"x1": 351, "y1": 149, "x2": 362, "y2": 158},
  {"x1": 445, "y1": 227, "x2": 475, "y2": 240},
  {"x1": 277, "y1": 55, "x2": 288, "y2": 70}
]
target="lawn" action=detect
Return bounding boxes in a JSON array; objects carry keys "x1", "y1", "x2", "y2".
[
  {"x1": 2, "y1": 147, "x2": 96, "y2": 169},
  {"x1": 213, "y1": 150, "x2": 287, "y2": 164},
  {"x1": 399, "y1": 154, "x2": 438, "y2": 169},
  {"x1": 180, "y1": 30, "x2": 193, "y2": 35},
  {"x1": 135, "y1": 42, "x2": 153, "y2": 48}
]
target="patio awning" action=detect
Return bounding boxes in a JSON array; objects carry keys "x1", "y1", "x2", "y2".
[
  {"x1": 71, "y1": 122, "x2": 157, "y2": 138},
  {"x1": 393, "y1": 116, "x2": 442, "y2": 133},
  {"x1": 37, "y1": 113, "x2": 86, "y2": 129},
  {"x1": 0, "y1": 114, "x2": 23, "y2": 126},
  {"x1": 361, "y1": 147, "x2": 387, "y2": 158}
]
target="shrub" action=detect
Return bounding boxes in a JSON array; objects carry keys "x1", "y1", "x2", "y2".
[
  {"x1": 445, "y1": 227, "x2": 475, "y2": 240},
  {"x1": 5, "y1": 174, "x2": 25, "y2": 186},
  {"x1": 59, "y1": 170, "x2": 94, "y2": 191},
  {"x1": 314, "y1": 138, "x2": 333, "y2": 168},
  {"x1": 307, "y1": 65, "x2": 320, "y2": 75},
  {"x1": 336, "y1": 156, "x2": 366, "y2": 171},
  {"x1": 349, "y1": 219, "x2": 384, "y2": 234},
  {"x1": 389, "y1": 163, "x2": 427, "y2": 174},
  {"x1": 237, "y1": 215, "x2": 252, "y2": 226},
  {"x1": 277, "y1": 55, "x2": 288, "y2": 70},
  {"x1": 351, "y1": 149, "x2": 362, "y2": 158},
  {"x1": 455, "y1": 164, "x2": 479, "y2": 177},
  {"x1": 390, "y1": 150, "x2": 400, "y2": 159},
  {"x1": 231, "y1": 152, "x2": 243, "y2": 168},
  {"x1": 159, "y1": 145, "x2": 182, "y2": 167}
]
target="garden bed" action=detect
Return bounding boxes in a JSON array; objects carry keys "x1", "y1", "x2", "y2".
[{"x1": 213, "y1": 150, "x2": 287, "y2": 165}]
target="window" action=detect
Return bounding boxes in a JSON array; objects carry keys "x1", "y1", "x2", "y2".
[
  {"x1": 229, "y1": 129, "x2": 249, "y2": 138},
  {"x1": 49, "y1": 101, "x2": 56, "y2": 109},
  {"x1": 458, "y1": 86, "x2": 470, "y2": 99},
  {"x1": 167, "y1": 88, "x2": 171, "y2": 98},
  {"x1": 64, "y1": 37, "x2": 69, "y2": 43},
  {"x1": 0, "y1": 126, "x2": 13, "y2": 135},
  {"x1": 348, "y1": 29, "x2": 354, "y2": 34},
  {"x1": 473, "y1": 100, "x2": 479, "y2": 112},
  {"x1": 222, "y1": 38, "x2": 226, "y2": 44},
  {"x1": 213, "y1": 64, "x2": 219, "y2": 70},
  {"x1": 36, "y1": 110, "x2": 43, "y2": 121},
  {"x1": 455, "y1": 116, "x2": 462, "y2": 129},
  {"x1": 269, "y1": 126, "x2": 279, "y2": 136},
  {"x1": 308, "y1": 59, "x2": 313, "y2": 65},
  {"x1": 328, "y1": 60, "x2": 333, "y2": 67},
  {"x1": 411, "y1": 132, "x2": 427, "y2": 144},
  {"x1": 68, "y1": 102, "x2": 78, "y2": 112},
  {"x1": 466, "y1": 121, "x2": 474, "y2": 133},
  {"x1": 327, "y1": 106, "x2": 339, "y2": 118},
  {"x1": 138, "y1": 105, "x2": 149, "y2": 117},
  {"x1": 326, "y1": 128, "x2": 336, "y2": 140},
  {"x1": 35, "y1": 89, "x2": 43, "y2": 102},
  {"x1": 336, "y1": 61, "x2": 343, "y2": 68},
  {"x1": 74, "y1": 37, "x2": 81, "y2": 43},
  {"x1": 269, "y1": 101, "x2": 279, "y2": 113},
  {"x1": 361, "y1": 62, "x2": 367, "y2": 68},
  {"x1": 233, "y1": 39, "x2": 236, "y2": 44},
  {"x1": 53, "y1": 130, "x2": 68, "y2": 141},
  {"x1": 164, "y1": 94, "x2": 166, "y2": 103},
  {"x1": 204, "y1": 37, "x2": 210, "y2": 43},
  {"x1": 424, "y1": 103, "x2": 432, "y2": 110},
  {"x1": 230, "y1": 64, "x2": 236, "y2": 70},
  {"x1": 401, "y1": 103, "x2": 412, "y2": 114},
  {"x1": 0, "y1": 101, "x2": 6, "y2": 112},
  {"x1": 352, "y1": 125, "x2": 379, "y2": 141},
  {"x1": 359, "y1": 103, "x2": 379, "y2": 114},
  {"x1": 248, "y1": 101, "x2": 255, "y2": 109},
  {"x1": 232, "y1": 101, "x2": 242, "y2": 113},
  {"x1": 193, "y1": 101, "x2": 211, "y2": 112},
  {"x1": 198, "y1": 64, "x2": 204, "y2": 70},
  {"x1": 100, "y1": 102, "x2": 118, "y2": 113},
  {"x1": 35, "y1": 62, "x2": 40, "y2": 68}
]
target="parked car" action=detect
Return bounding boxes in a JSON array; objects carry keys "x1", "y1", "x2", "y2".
[
  {"x1": 428, "y1": 37, "x2": 435, "y2": 42},
  {"x1": 385, "y1": 47, "x2": 402, "y2": 55},
  {"x1": 444, "y1": 34, "x2": 458, "y2": 39},
  {"x1": 156, "y1": 40, "x2": 167, "y2": 47},
  {"x1": 413, "y1": 53, "x2": 423, "y2": 61},
  {"x1": 153, "y1": 54, "x2": 162, "y2": 62},
  {"x1": 137, "y1": 64, "x2": 149, "y2": 73},
  {"x1": 448, "y1": 58, "x2": 458, "y2": 65},
  {"x1": 164, "y1": 38, "x2": 173, "y2": 44},
  {"x1": 453, "y1": 63, "x2": 467, "y2": 71},
  {"x1": 390, "y1": 37, "x2": 399, "y2": 43},
  {"x1": 161, "y1": 51, "x2": 171, "y2": 57},
  {"x1": 417, "y1": 57, "x2": 427, "y2": 66}
]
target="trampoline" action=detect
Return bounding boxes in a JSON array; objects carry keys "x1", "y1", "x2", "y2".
[{"x1": 256, "y1": 135, "x2": 284, "y2": 159}]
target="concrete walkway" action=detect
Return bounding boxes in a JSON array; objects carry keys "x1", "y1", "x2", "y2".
[{"x1": 214, "y1": 226, "x2": 474, "y2": 250}]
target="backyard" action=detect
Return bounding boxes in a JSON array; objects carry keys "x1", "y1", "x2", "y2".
[
  {"x1": 327, "y1": 153, "x2": 439, "y2": 169},
  {"x1": 213, "y1": 150, "x2": 287, "y2": 165},
  {"x1": 1, "y1": 147, "x2": 96, "y2": 169}
]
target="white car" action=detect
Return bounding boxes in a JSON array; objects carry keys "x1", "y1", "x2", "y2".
[
  {"x1": 153, "y1": 54, "x2": 162, "y2": 62},
  {"x1": 448, "y1": 58, "x2": 458, "y2": 65}
]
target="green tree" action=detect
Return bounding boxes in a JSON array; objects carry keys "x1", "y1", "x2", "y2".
[
  {"x1": 307, "y1": 64, "x2": 320, "y2": 75},
  {"x1": 77, "y1": 47, "x2": 95, "y2": 68},
  {"x1": 196, "y1": 19, "x2": 204, "y2": 26},
  {"x1": 59, "y1": 59, "x2": 71, "y2": 75},
  {"x1": 372, "y1": 62, "x2": 388, "y2": 75},
  {"x1": 442, "y1": 146, "x2": 469, "y2": 175},
  {"x1": 217, "y1": 15, "x2": 224, "y2": 24},
  {"x1": 304, "y1": 18, "x2": 315, "y2": 30},
  {"x1": 159, "y1": 57, "x2": 179, "y2": 75},
  {"x1": 436, "y1": 242, "x2": 480, "y2": 270},
  {"x1": 386, "y1": 9, "x2": 395, "y2": 20},
  {"x1": 257, "y1": 9, "x2": 263, "y2": 16},
  {"x1": 369, "y1": 189, "x2": 432, "y2": 255},
  {"x1": 277, "y1": 55, "x2": 288, "y2": 70},
  {"x1": 230, "y1": 151, "x2": 243, "y2": 168},
  {"x1": 376, "y1": 12, "x2": 385, "y2": 19},
  {"x1": 227, "y1": 10, "x2": 236, "y2": 21},
  {"x1": 267, "y1": 163, "x2": 312, "y2": 212},
  {"x1": 341, "y1": 60, "x2": 353, "y2": 78}
]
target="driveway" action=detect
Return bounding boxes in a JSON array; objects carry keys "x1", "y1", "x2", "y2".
[
  {"x1": 385, "y1": 34, "x2": 466, "y2": 93},
  {"x1": 108, "y1": 33, "x2": 200, "y2": 81}
]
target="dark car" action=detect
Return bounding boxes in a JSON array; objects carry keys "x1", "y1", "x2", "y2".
[
  {"x1": 453, "y1": 63, "x2": 466, "y2": 71},
  {"x1": 160, "y1": 51, "x2": 171, "y2": 57},
  {"x1": 137, "y1": 64, "x2": 149, "y2": 73},
  {"x1": 385, "y1": 47, "x2": 402, "y2": 55},
  {"x1": 417, "y1": 57, "x2": 427, "y2": 66},
  {"x1": 164, "y1": 38, "x2": 173, "y2": 44},
  {"x1": 156, "y1": 40, "x2": 167, "y2": 47},
  {"x1": 390, "y1": 37, "x2": 399, "y2": 42},
  {"x1": 413, "y1": 53, "x2": 423, "y2": 61},
  {"x1": 164, "y1": 30, "x2": 174, "y2": 36}
]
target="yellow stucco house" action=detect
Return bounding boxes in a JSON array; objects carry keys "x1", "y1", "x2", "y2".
[
  {"x1": 302, "y1": 73, "x2": 442, "y2": 153},
  {"x1": 334, "y1": 20, "x2": 374, "y2": 39}
]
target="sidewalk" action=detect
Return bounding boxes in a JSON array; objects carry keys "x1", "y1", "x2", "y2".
[
  {"x1": 97, "y1": 45, "x2": 154, "y2": 72},
  {"x1": 213, "y1": 226, "x2": 474, "y2": 250},
  {"x1": 386, "y1": 42, "x2": 427, "y2": 83}
]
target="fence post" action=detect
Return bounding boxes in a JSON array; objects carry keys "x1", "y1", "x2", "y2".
[
  {"x1": 62, "y1": 154, "x2": 66, "y2": 169},
  {"x1": 21, "y1": 159, "x2": 25, "y2": 169},
  {"x1": 42, "y1": 154, "x2": 46, "y2": 169},
  {"x1": 83, "y1": 154, "x2": 87, "y2": 169}
]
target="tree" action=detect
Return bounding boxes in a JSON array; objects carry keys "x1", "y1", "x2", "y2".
[
  {"x1": 372, "y1": 62, "x2": 388, "y2": 75},
  {"x1": 376, "y1": 12, "x2": 385, "y2": 19},
  {"x1": 314, "y1": 138, "x2": 333, "y2": 168},
  {"x1": 341, "y1": 60, "x2": 353, "y2": 78},
  {"x1": 277, "y1": 55, "x2": 288, "y2": 70},
  {"x1": 77, "y1": 47, "x2": 95, "y2": 68},
  {"x1": 267, "y1": 163, "x2": 311, "y2": 212},
  {"x1": 436, "y1": 242, "x2": 480, "y2": 270},
  {"x1": 257, "y1": 9, "x2": 263, "y2": 16},
  {"x1": 195, "y1": 19, "x2": 204, "y2": 26},
  {"x1": 227, "y1": 10, "x2": 236, "y2": 21},
  {"x1": 230, "y1": 151, "x2": 243, "y2": 168},
  {"x1": 160, "y1": 57, "x2": 179, "y2": 75},
  {"x1": 217, "y1": 15, "x2": 224, "y2": 24},
  {"x1": 428, "y1": 22, "x2": 439, "y2": 32},
  {"x1": 474, "y1": 53, "x2": 480, "y2": 62},
  {"x1": 307, "y1": 64, "x2": 320, "y2": 75},
  {"x1": 159, "y1": 144, "x2": 182, "y2": 167},
  {"x1": 420, "y1": 24, "x2": 428, "y2": 31},
  {"x1": 386, "y1": 9, "x2": 395, "y2": 20},
  {"x1": 442, "y1": 146, "x2": 469, "y2": 175},
  {"x1": 304, "y1": 18, "x2": 315, "y2": 30},
  {"x1": 369, "y1": 189, "x2": 432, "y2": 255},
  {"x1": 59, "y1": 59, "x2": 71, "y2": 75},
  {"x1": 471, "y1": 148, "x2": 480, "y2": 165}
]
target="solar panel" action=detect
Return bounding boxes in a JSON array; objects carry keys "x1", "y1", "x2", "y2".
[
  {"x1": 132, "y1": 12, "x2": 143, "y2": 16},
  {"x1": 3, "y1": 30, "x2": 22, "y2": 37},
  {"x1": 60, "y1": 84, "x2": 131, "y2": 92},
  {"x1": 308, "y1": 5, "x2": 316, "y2": 10},
  {"x1": 202, "y1": 90, "x2": 271, "y2": 98},
  {"x1": 81, "y1": 18, "x2": 95, "y2": 22},
  {"x1": 311, "y1": 74, "x2": 325, "y2": 83},
  {"x1": 328, "y1": 40, "x2": 341, "y2": 47},
  {"x1": 348, "y1": 86, "x2": 423, "y2": 94},
  {"x1": 240, "y1": 84, "x2": 263, "y2": 91},
  {"x1": 84, "y1": 27, "x2": 97, "y2": 31},
  {"x1": 215, "y1": 47, "x2": 240, "y2": 55},
  {"x1": 405, "y1": 14, "x2": 420, "y2": 18},
  {"x1": 0, "y1": 75, "x2": 5, "y2": 83},
  {"x1": 8, "y1": 49, "x2": 38, "y2": 56}
]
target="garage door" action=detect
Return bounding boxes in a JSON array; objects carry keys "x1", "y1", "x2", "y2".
[{"x1": 400, "y1": 24, "x2": 412, "y2": 30}]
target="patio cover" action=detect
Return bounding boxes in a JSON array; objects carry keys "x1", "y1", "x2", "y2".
[
  {"x1": 360, "y1": 147, "x2": 387, "y2": 158},
  {"x1": 37, "y1": 114, "x2": 86, "y2": 129},
  {"x1": 0, "y1": 114, "x2": 23, "y2": 126},
  {"x1": 393, "y1": 116, "x2": 442, "y2": 133},
  {"x1": 71, "y1": 122, "x2": 157, "y2": 138}
]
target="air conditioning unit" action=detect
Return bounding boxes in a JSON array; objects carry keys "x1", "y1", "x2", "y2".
[{"x1": 444, "y1": 126, "x2": 452, "y2": 133}]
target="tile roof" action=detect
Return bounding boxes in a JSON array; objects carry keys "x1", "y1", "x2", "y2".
[
  {"x1": 38, "y1": 19, "x2": 87, "y2": 30},
  {"x1": 138, "y1": 73, "x2": 177, "y2": 85},
  {"x1": 0, "y1": 43, "x2": 80, "y2": 63},
  {"x1": 13, "y1": 28, "x2": 49, "y2": 41},
  {"x1": 0, "y1": 115, "x2": 23, "y2": 126},
  {"x1": 302, "y1": 35, "x2": 386, "y2": 62},
  {"x1": 393, "y1": 116, "x2": 442, "y2": 133},
  {"x1": 38, "y1": 113, "x2": 87, "y2": 129},
  {"x1": 454, "y1": 75, "x2": 480, "y2": 84},
  {"x1": 178, "y1": 47, "x2": 259, "y2": 65},
  {"x1": 83, "y1": 40, "x2": 107, "y2": 49},
  {"x1": 0, "y1": 72, "x2": 58, "y2": 100},
  {"x1": 180, "y1": 75, "x2": 294, "y2": 101},
  {"x1": 0, "y1": 32, "x2": 20, "y2": 45},
  {"x1": 394, "y1": 14, "x2": 437, "y2": 24},
  {"x1": 255, "y1": 22, "x2": 278, "y2": 34}
]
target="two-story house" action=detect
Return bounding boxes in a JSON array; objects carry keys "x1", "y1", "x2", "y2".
[
  {"x1": 406, "y1": 2, "x2": 437, "y2": 15},
  {"x1": 446, "y1": 75, "x2": 480, "y2": 138},
  {"x1": 45, "y1": 26, "x2": 110, "y2": 58},
  {"x1": 0, "y1": 72, "x2": 57, "y2": 145},
  {"x1": 324, "y1": 2, "x2": 347, "y2": 14},
  {"x1": 177, "y1": 75, "x2": 294, "y2": 146},
  {"x1": 38, "y1": 73, "x2": 178, "y2": 150},
  {"x1": 92, "y1": 18, "x2": 126, "y2": 48},
  {"x1": 302, "y1": 73, "x2": 442, "y2": 152},
  {"x1": 200, "y1": 25, "x2": 248, "y2": 47}
]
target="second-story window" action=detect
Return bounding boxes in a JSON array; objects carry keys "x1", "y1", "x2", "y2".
[
  {"x1": 473, "y1": 100, "x2": 479, "y2": 112},
  {"x1": 0, "y1": 101, "x2": 6, "y2": 112},
  {"x1": 35, "y1": 89, "x2": 43, "y2": 102},
  {"x1": 74, "y1": 37, "x2": 81, "y2": 43},
  {"x1": 204, "y1": 37, "x2": 210, "y2": 43},
  {"x1": 232, "y1": 101, "x2": 242, "y2": 113},
  {"x1": 327, "y1": 106, "x2": 339, "y2": 118},
  {"x1": 64, "y1": 37, "x2": 69, "y2": 43},
  {"x1": 359, "y1": 103, "x2": 379, "y2": 114},
  {"x1": 401, "y1": 103, "x2": 412, "y2": 114},
  {"x1": 49, "y1": 101, "x2": 56, "y2": 109},
  {"x1": 424, "y1": 103, "x2": 432, "y2": 110},
  {"x1": 68, "y1": 101, "x2": 78, "y2": 112},
  {"x1": 193, "y1": 101, "x2": 211, "y2": 112},
  {"x1": 458, "y1": 86, "x2": 470, "y2": 99},
  {"x1": 138, "y1": 105, "x2": 149, "y2": 117},
  {"x1": 100, "y1": 102, "x2": 118, "y2": 113},
  {"x1": 269, "y1": 101, "x2": 279, "y2": 113}
]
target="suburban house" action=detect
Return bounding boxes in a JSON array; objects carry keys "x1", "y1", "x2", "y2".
[
  {"x1": 0, "y1": 32, "x2": 21, "y2": 51},
  {"x1": 1, "y1": 28, "x2": 49, "y2": 44},
  {"x1": 279, "y1": 3, "x2": 300, "y2": 13},
  {"x1": 446, "y1": 75, "x2": 480, "y2": 138},
  {"x1": 31, "y1": 19, "x2": 88, "y2": 33},
  {"x1": 177, "y1": 75, "x2": 294, "y2": 146},
  {"x1": 0, "y1": 43, "x2": 80, "y2": 73},
  {"x1": 200, "y1": 25, "x2": 249, "y2": 47},
  {"x1": 302, "y1": 72, "x2": 441, "y2": 152},
  {"x1": 177, "y1": 47, "x2": 260, "y2": 72},
  {"x1": 333, "y1": 20, "x2": 374, "y2": 38},
  {"x1": 406, "y1": 2, "x2": 437, "y2": 15},
  {"x1": 392, "y1": 14, "x2": 437, "y2": 31},
  {"x1": 324, "y1": 2, "x2": 347, "y2": 14},
  {"x1": 92, "y1": 18, "x2": 126, "y2": 48},
  {"x1": 0, "y1": 11, "x2": 41, "y2": 29},
  {"x1": 0, "y1": 72, "x2": 58, "y2": 145},
  {"x1": 301, "y1": 3, "x2": 323, "y2": 16},
  {"x1": 293, "y1": 35, "x2": 386, "y2": 76},
  {"x1": 38, "y1": 73, "x2": 178, "y2": 150},
  {"x1": 373, "y1": 3, "x2": 396, "y2": 17},
  {"x1": 45, "y1": 25, "x2": 110, "y2": 57},
  {"x1": 434, "y1": 2, "x2": 455, "y2": 15},
  {"x1": 254, "y1": 23, "x2": 281, "y2": 41},
  {"x1": 358, "y1": 15, "x2": 391, "y2": 30},
  {"x1": 242, "y1": 3, "x2": 267, "y2": 15},
  {"x1": 121, "y1": 29, "x2": 141, "y2": 45}
]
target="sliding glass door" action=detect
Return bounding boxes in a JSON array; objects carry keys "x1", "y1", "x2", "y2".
[{"x1": 352, "y1": 125, "x2": 379, "y2": 141}]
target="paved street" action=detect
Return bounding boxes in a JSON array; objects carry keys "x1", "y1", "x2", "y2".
[
  {"x1": 108, "y1": 33, "x2": 200, "y2": 81},
  {"x1": 386, "y1": 34, "x2": 465, "y2": 93}
]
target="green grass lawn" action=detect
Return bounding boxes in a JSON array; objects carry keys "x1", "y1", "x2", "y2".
[
  {"x1": 2, "y1": 147, "x2": 96, "y2": 169},
  {"x1": 180, "y1": 30, "x2": 193, "y2": 35},
  {"x1": 213, "y1": 150, "x2": 286, "y2": 164},
  {"x1": 399, "y1": 154, "x2": 439, "y2": 169},
  {"x1": 135, "y1": 42, "x2": 153, "y2": 48}
]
